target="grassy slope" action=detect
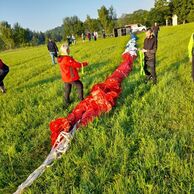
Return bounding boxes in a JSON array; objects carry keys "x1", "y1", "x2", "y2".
[{"x1": 0, "y1": 23, "x2": 194, "y2": 194}]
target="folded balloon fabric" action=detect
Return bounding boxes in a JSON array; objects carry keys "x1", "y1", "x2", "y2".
[{"x1": 50, "y1": 52, "x2": 136, "y2": 146}]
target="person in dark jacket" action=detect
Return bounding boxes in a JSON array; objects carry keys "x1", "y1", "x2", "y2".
[
  {"x1": 151, "y1": 22, "x2": 160, "y2": 39},
  {"x1": 47, "y1": 38, "x2": 58, "y2": 64},
  {"x1": 57, "y1": 44, "x2": 88, "y2": 107},
  {"x1": 0, "y1": 59, "x2": 9, "y2": 93},
  {"x1": 142, "y1": 28, "x2": 157, "y2": 84}
]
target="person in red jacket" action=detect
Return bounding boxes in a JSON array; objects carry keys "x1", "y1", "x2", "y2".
[
  {"x1": 0, "y1": 59, "x2": 9, "y2": 93},
  {"x1": 57, "y1": 44, "x2": 88, "y2": 107}
]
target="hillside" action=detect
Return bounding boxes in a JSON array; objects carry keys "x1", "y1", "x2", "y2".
[{"x1": 0, "y1": 23, "x2": 194, "y2": 194}]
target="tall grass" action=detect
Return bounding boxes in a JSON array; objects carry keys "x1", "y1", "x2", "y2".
[{"x1": 0, "y1": 23, "x2": 194, "y2": 194}]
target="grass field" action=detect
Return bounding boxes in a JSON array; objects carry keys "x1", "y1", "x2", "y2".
[{"x1": 0, "y1": 23, "x2": 194, "y2": 194}]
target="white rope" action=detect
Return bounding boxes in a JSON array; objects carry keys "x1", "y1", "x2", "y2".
[{"x1": 13, "y1": 123, "x2": 77, "y2": 194}]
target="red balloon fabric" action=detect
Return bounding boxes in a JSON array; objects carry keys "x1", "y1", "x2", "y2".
[{"x1": 50, "y1": 52, "x2": 136, "y2": 146}]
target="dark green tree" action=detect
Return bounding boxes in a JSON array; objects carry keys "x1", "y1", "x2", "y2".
[
  {"x1": 0, "y1": 37, "x2": 5, "y2": 50},
  {"x1": 172, "y1": 0, "x2": 192, "y2": 23},
  {"x1": 13, "y1": 23, "x2": 29, "y2": 46},
  {"x1": 98, "y1": 5, "x2": 110, "y2": 32},
  {"x1": 84, "y1": 15, "x2": 101, "y2": 32},
  {"x1": 0, "y1": 21, "x2": 14, "y2": 49},
  {"x1": 98, "y1": 5, "x2": 117, "y2": 34},
  {"x1": 117, "y1": 10, "x2": 149, "y2": 27},
  {"x1": 149, "y1": 0, "x2": 171, "y2": 25},
  {"x1": 187, "y1": 0, "x2": 194, "y2": 22},
  {"x1": 154, "y1": 0, "x2": 169, "y2": 7},
  {"x1": 63, "y1": 16, "x2": 84, "y2": 37}
]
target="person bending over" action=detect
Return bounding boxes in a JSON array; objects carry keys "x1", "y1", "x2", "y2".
[{"x1": 57, "y1": 44, "x2": 88, "y2": 107}]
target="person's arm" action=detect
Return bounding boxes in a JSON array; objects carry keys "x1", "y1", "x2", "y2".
[
  {"x1": 72, "y1": 59, "x2": 88, "y2": 68},
  {"x1": 142, "y1": 38, "x2": 157, "y2": 54},
  {"x1": 64, "y1": 57, "x2": 85, "y2": 68}
]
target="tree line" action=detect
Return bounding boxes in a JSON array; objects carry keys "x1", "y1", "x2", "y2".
[
  {"x1": 118, "y1": 0, "x2": 194, "y2": 27},
  {"x1": 0, "y1": 0, "x2": 194, "y2": 51}
]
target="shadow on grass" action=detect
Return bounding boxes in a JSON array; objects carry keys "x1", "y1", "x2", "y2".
[
  {"x1": 11, "y1": 54, "x2": 47, "y2": 69},
  {"x1": 86, "y1": 60, "x2": 110, "y2": 72},
  {"x1": 16, "y1": 75, "x2": 61, "y2": 91},
  {"x1": 158, "y1": 56, "x2": 189, "y2": 78}
]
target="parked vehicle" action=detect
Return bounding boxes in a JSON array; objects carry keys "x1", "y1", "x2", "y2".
[{"x1": 131, "y1": 24, "x2": 147, "y2": 33}]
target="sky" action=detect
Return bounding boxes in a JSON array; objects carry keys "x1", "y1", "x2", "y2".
[{"x1": 1, "y1": 0, "x2": 155, "y2": 32}]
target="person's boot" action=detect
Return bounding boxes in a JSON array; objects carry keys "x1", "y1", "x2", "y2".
[
  {"x1": 0, "y1": 85, "x2": 6, "y2": 93},
  {"x1": 145, "y1": 75, "x2": 152, "y2": 84},
  {"x1": 153, "y1": 79, "x2": 157, "y2": 85},
  {"x1": 63, "y1": 99, "x2": 71, "y2": 109}
]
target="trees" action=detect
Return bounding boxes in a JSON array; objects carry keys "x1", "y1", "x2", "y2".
[
  {"x1": 63, "y1": 16, "x2": 84, "y2": 38},
  {"x1": 0, "y1": 21, "x2": 14, "y2": 49},
  {"x1": 98, "y1": 6, "x2": 110, "y2": 32},
  {"x1": 84, "y1": 15, "x2": 101, "y2": 32},
  {"x1": 187, "y1": 0, "x2": 194, "y2": 22},
  {"x1": 154, "y1": 0, "x2": 169, "y2": 7},
  {"x1": 45, "y1": 25, "x2": 64, "y2": 42},
  {"x1": 150, "y1": 0, "x2": 194, "y2": 25},
  {"x1": 117, "y1": 10, "x2": 149, "y2": 27},
  {"x1": 170, "y1": 0, "x2": 194, "y2": 23},
  {"x1": 12, "y1": 23, "x2": 29, "y2": 47},
  {"x1": 0, "y1": 37, "x2": 6, "y2": 50},
  {"x1": 98, "y1": 5, "x2": 117, "y2": 34},
  {"x1": 0, "y1": 20, "x2": 46, "y2": 50},
  {"x1": 172, "y1": 0, "x2": 189, "y2": 23},
  {"x1": 148, "y1": 0, "x2": 171, "y2": 25}
]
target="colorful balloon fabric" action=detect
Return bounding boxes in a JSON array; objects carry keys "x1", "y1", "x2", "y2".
[{"x1": 50, "y1": 35, "x2": 138, "y2": 147}]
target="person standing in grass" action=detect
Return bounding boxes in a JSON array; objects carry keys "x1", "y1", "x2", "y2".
[
  {"x1": 142, "y1": 28, "x2": 157, "y2": 84},
  {"x1": 151, "y1": 22, "x2": 160, "y2": 39},
  {"x1": 57, "y1": 44, "x2": 88, "y2": 107},
  {"x1": 0, "y1": 59, "x2": 9, "y2": 93},
  {"x1": 47, "y1": 38, "x2": 58, "y2": 65}
]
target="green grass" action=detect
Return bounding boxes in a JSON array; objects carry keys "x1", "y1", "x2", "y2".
[{"x1": 0, "y1": 23, "x2": 194, "y2": 194}]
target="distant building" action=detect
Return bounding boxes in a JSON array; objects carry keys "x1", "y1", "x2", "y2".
[
  {"x1": 113, "y1": 23, "x2": 147, "y2": 37},
  {"x1": 172, "y1": 14, "x2": 178, "y2": 26},
  {"x1": 113, "y1": 27, "x2": 130, "y2": 37}
]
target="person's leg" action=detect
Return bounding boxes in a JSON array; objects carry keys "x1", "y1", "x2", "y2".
[
  {"x1": 64, "y1": 83, "x2": 72, "y2": 103},
  {"x1": 0, "y1": 81, "x2": 6, "y2": 93},
  {"x1": 72, "y1": 80, "x2": 84, "y2": 101},
  {"x1": 0, "y1": 71, "x2": 4, "y2": 83},
  {"x1": 50, "y1": 52, "x2": 56, "y2": 64},
  {"x1": 144, "y1": 59, "x2": 152, "y2": 82},
  {"x1": 0, "y1": 66, "x2": 9, "y2": 93},
  {"x1": 148, "y1": 60, "x2": 157, "y2": 84}
]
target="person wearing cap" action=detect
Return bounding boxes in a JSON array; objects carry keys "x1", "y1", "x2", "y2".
[
  {"x1": 57, "y1": 44, "x2": 88, "y2": 107},
  {"x1": 142, "y1": 28, "x2": 157, "y2": 84},
  {"x1": 0, "y1": 59, "x2": 9, "y2": 93}
]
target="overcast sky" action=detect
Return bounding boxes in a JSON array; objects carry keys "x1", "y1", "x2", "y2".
[{"x1": 1, "y1": 0, "x2": 155, "y2": 32}]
